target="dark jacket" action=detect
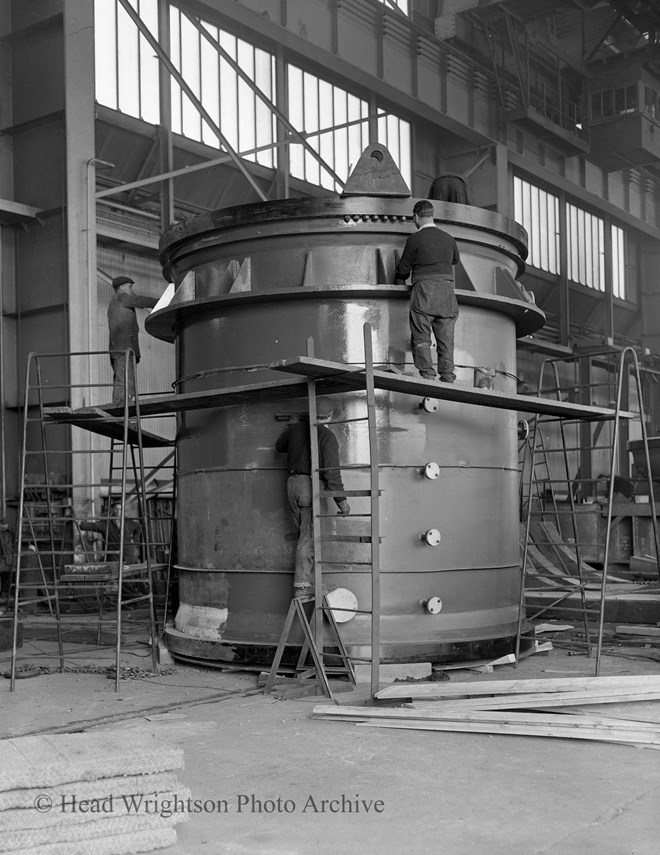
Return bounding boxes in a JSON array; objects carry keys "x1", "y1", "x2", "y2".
[
  {"x1": 395, "y1": 225, "x2": 460, "y2": 285},
  {"x1": 276, "y1": 422, "x2": 346, "y2": 505},
  {"x1": 108, "y1": 291, "x2": 158, "y2": 362}
]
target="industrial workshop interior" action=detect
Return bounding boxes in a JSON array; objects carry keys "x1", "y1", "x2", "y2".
[{"x1": 3, "y1": 0, "x2": 660, "y2": 853}]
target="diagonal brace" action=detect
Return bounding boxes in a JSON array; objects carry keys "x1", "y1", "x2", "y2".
[
  {"x1": 116, "y1": 0, "x2": 267, "y2": 201},
  {"x1": 180, "y1": 8, "x2": 345, "y2": 189}
]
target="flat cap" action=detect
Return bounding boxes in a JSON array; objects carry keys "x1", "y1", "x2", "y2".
[
  {"x1": 112, "y1": 275, "x2": 135, "y2": 288},
  {"x1": 316, "y1": 396, "x2": 334, "y2": 417}
]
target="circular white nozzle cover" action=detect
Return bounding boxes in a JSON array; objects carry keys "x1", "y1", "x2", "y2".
[
  {"x1": 423, "y1": 528, "x2": 442, "y2": 547},
  {"x1": 424, "y1": 462, "x2": 440, "y2": 480},
  {"x1": 425, "y1": 596, "x2": 443, "y2": 614},
  {"x1": 325, "y1": 587, "x2": 358, "y2": 623},
  {"x1": 421, "y1": 397, "x2": 438, "y2": 413}
]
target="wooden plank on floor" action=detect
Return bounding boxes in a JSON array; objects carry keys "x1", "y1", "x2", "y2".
[
  {"x1": 616, "y1": 625, "x2": 660, "y2": 637},
  {"x1": 313, "y1": 705, "x2": 660, "y2": 732},
  {"x1": 318, "y1": 691, "x2": 660, "y2": 717},
  {"x1": 404, "y1": 690, "x2": 660, "y2": 711},
  {"x1": 374, "y1": 673, "x2": 660, "y2": 700},
  {"x1": 354, "y1": 719, "x2": 660, "y2": 747}
]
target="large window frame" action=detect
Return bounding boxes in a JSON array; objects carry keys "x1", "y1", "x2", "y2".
[
  {"x1": 611, "y1": 223, "x2": 626, "y2": 300},
  {"x1": 95, "y1": 0, "x2": 160, "y2": 124},
  {"x1": 287, "y1": 64, "x2": 411, "y2": 191},
  {"x1": 513, "y1": 177, "x2": 560, "y2": 275},
  {"x1": 94, "y1": 0, "x2": 411, "y2": 195},
  {"x1": 515, "y1": 175, "x2": 632, "y2": 302},
  {"x1": 168, "y1": 9, "x2": 278, "y2": 168},
  {"x1": 566, "y1": 203, "x2": 605, "y2": 292}
]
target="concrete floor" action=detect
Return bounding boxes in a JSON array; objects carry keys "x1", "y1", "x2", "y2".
[{"x1": 2, "y1": 634, "x2": 660, "y2": 855}]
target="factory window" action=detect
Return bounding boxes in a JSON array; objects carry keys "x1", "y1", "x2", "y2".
[
  {"x1": 377, "y1": 114, "x2": 412, "y2": 188},
  {"x1": 612, "y1": 224, "x2": 626, "y2": 300},
  {"x1": 590, "y1": 85, "x2": 638, "y2": 121},
  {"x1": 645, "y1": 86, "x2": 659, "y2": 119},
  {"x1": 513, "y1": 177, "x2": 560, "y2": 275},
  {"x1": 566, "y1": 203, "x2": 605, "y2": 291},
  {"x1": 169, "y1": 9, "x2": 276, "y2": 167},
  {"x1": 94, "y1": 0, "x2": 160, "y2": 124},
  {"x1": 378, "y1": 0, "x2": 410, "y2": 13},
  {"x1": 287, "y1": 65, "x2": 411, "y2": 191}
]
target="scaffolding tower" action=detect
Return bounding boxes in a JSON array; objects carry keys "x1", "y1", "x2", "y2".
[
  {"x1": 518, "y1": 346, "x2": 660, "y2": 674},
  {"x1": 11, "y1": 333, "x2": 641, "y2": 698},
  {"x1": 9, "y1": 349, "x2": 176, "y2": 691}
]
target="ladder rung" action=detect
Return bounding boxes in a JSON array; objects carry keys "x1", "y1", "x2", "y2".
[
  {"x1": 320, "y1": 490, "x2": 380, "y2": 497},
  {"x1": 536, "y1": 417, "x2": 585, "y2": 425},
  {"x1": 320, "y1": 606, "x2": 373, "y2": 615},
  {"x1": 121, "y1": 594, "x2": 152, "y2": 606},
  {"x1": 536, "y1": 447, "x2": 600, "y2": 454},
  {"x1": 317, "y1": 513, "x2": 372, "y2": 518},
  {"x1": 317, "y1": 417, "x2": 368, "y2": 425}
]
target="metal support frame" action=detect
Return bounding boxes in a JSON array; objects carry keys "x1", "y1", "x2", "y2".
[
  {"x1": 179, "y1": 7, "x2": 344, "y2": 190},
  {"x1": 505, "y1": 14, "x2": 529, "y2": 111},
  {"x1": 115, "y1": 0, "x2": 397, "y2": 202},
  {"x1": 595, "y1": 347, "x2": 660, "y2": 673},
  {"x1": 157, "y1": 0, "x2": 175, "y2": 231},
  {"x1": 517, "y1": 358, "x2": 595, "y2": 664},
  {"x1": 117, "y1": 0, "x2": 268, "y2": 202},
  {"x1": 95, "y1": 113, "x2": 378, "y2": 203},
  {"x1": 363, "y1": 324, "x2": 381, "y2": 697},
  {"x1": 307, "y1": 337, "x2": 323, "y2": 652},
  {"x1": 9, "y1": 349, "x2": 169, "y2": 691},
  {"x1": 516, "y1": 346, "x2": 660, "y2": 676},
  {"x1": 97, "y1": 0, "x2": 405, "y2": 209}
]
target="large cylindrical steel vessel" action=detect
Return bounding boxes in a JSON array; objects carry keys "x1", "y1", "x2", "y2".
[{"x1": 148, "y1": 147, "x2": 545, "y2": 666}]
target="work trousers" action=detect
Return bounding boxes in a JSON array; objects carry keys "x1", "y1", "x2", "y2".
[
  {"x1": 110, "y1": 352, "x2": 137, "y2": 405},
  {"x1": 410, "y1": 310, "x2": 457, "y2": 382},
  {"x1": 409, "y1": 277, "x2": 458, "y2": 382},
  {"x1": 286, "y1": 474, "x2": 314, "y2": 589}
]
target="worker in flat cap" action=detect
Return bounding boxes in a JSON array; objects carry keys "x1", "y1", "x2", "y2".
[
  {"x1": 107, "y1": 275, "x2": 158, "y2": 406},
  {"x1": 395, "y1": 199, "x2": 461, "y2": 383},
  {"x1": 276, "y1": 396, "x2": 350, "y2": 598}
]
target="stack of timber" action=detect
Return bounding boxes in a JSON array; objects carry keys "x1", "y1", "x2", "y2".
[
  {"x1": 0, "y1": 730, "x2": 188, "y2": 854},
  {"x1": 312, "y1": 675, "x2": 660, "y2": 748}
]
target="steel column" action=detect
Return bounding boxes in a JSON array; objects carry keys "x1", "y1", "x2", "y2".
[{"x1": 65, "y1": 0, "x2": 97, "y2": 515}]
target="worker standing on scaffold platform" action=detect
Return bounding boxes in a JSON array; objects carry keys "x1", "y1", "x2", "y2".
[
  {"x1": 395, "y1": 199, "x2": 460, "y2": 383},
  {"x1": 107, "y1": 275, "x2": 158, "y2": 406}
]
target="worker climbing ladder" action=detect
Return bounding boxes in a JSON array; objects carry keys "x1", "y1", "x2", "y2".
[
  {"x1": 9, "y1": 349, "x2": 174, "y2": 691},
  {"x1": 517, "y1": 346, "x2": 660, "y2": 674},
  {"x1": 265, "y1": 324, "x2": 382, "y2": 698}
]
